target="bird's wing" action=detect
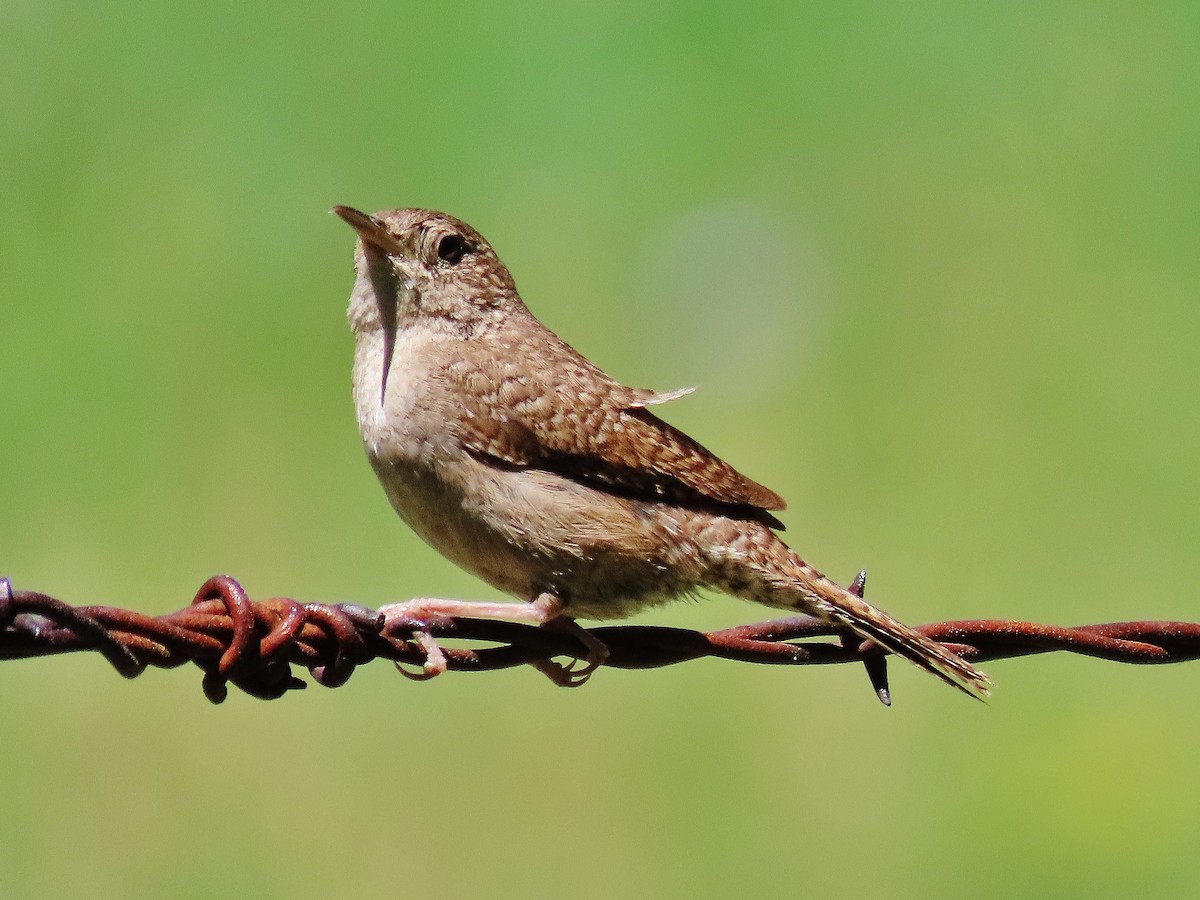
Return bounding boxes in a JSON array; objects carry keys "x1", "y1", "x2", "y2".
[{"x1": 443, "y1": 338, "x2": 786, "y2": 523}]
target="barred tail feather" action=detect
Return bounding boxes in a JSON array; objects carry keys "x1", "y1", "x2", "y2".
[
  {"x1": 708, "y1": 531, "x2": 992, "y2": 698},
  {"x1": 824, "y1": 592, "x2": 992, "y2": 700}
]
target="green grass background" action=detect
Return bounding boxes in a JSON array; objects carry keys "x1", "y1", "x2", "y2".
[{"x1": 3, "y1": 2, "x2": 1199, "y2": 896}]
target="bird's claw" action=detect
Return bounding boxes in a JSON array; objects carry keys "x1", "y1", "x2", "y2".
[
  {"x1": 534, "y1": 655, "x2": 601, "y2": 688},
  {"x1": 388, "y1": 621, "x2": 449, "y2": 681},
  {"x1": 531, "y1": 612, "x2": 611, "y2": 687}
]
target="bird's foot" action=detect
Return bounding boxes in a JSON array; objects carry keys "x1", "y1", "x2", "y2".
[
  {"x1": 395, "y1": 630, "x2": 448, "y2": 681},
  {"x1": 533, "y1": 653, "x2": 604, "y2": 688},
  {"x1": 534, "y1": 612, "x2": 610, "y2": 688},
  {"x1": 376, "y1": 595, "x2": 611, "y2": 687},
  {"x1": 379, "y1": 598, "x2": 468, "y2": 681}
]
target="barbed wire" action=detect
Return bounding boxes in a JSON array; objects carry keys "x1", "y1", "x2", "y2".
[{"x1": 2, "y1": 573, "x2": 1197, "y2": 705}]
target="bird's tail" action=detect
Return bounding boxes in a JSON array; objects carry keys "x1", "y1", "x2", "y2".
[
  {"x1": 716, "y1": 540, "x2": 991, "y2": 699},
  {"x1": 813, "y1": 580, "x2": 991, "y2": 699}
]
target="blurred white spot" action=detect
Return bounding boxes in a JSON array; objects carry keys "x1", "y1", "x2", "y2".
[{"x1": 635, "y1": 202, "x2": 826, "y2": 400}]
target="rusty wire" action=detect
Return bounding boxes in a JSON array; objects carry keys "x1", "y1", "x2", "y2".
[{"x1": 1, "y1": 573, "x2": 1197, "y2": 705}]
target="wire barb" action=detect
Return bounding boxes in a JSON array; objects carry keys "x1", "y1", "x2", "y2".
[{"x1": 2, "y1": 574, "x2": 1198, "y2": 704}]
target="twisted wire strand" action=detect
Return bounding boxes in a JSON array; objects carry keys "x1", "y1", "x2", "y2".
[{"x1": 2, "y1": 574, "x2": 1196, "y2": 704}]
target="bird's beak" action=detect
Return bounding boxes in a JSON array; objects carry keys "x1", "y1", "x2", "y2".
[{"x1": 331, "y1": 205, "x2": 408, "y2": 257}]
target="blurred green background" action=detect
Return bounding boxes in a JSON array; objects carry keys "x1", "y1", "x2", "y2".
[{"x1": 2, "y1": 1, "x2": 1198, "y2": 897}]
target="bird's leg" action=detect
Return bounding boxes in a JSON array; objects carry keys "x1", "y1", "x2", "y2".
[
  {"x1": 380, "y1": 597, "x2": 551, "y2": 679},
  {"x1": 377, "y1": 593, "x2": 609, "y2": 686}
]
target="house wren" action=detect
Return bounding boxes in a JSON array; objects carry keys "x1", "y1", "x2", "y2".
[{"x1": 334, "y1": 205, "x2": 990, "y2": 697}]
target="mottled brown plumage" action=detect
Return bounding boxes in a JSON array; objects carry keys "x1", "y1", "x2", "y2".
[
  {"x1": 443, "y1": 335, "x2": 787, "y2": 529},
  {"x1": 334, "y1": 205, "x2": 990, "y2": 697}
]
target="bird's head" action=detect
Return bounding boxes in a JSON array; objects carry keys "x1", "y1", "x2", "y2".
[{"x1": 334, "y1": 205, "x2": 516, "y2": 339}]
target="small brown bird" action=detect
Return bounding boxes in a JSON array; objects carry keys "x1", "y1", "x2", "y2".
[{"x1": 334, "y1": 205, "x2": 990, "y2": 697}]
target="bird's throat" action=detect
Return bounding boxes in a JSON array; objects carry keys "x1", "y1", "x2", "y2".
[{"x1": 364, "y1": 248, "x2": 401, "y2": 405}]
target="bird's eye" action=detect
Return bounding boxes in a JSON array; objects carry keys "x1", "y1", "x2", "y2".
[{"x1": 436, "y1": 233, "x2": 470, "y2": 265}]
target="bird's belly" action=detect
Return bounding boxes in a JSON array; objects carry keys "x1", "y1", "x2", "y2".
[
  {"x1": 372, "y1": 457, "x2": 539, "y2": 598},
  {"x1": 370, "y1": 454, "x2": 704, "y2": 619}
]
